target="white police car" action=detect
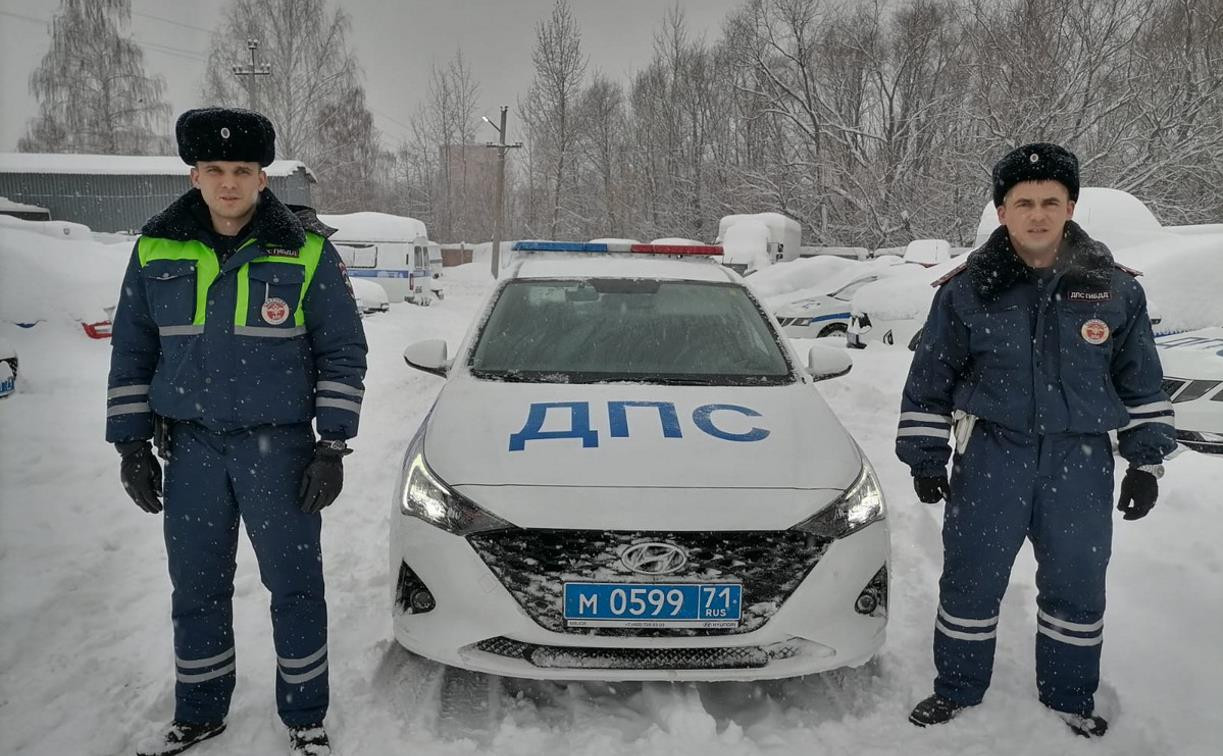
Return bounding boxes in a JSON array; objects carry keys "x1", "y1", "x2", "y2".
[
  {"x1": 771, "y1": 258, "x2": 907, "y2": 339},
  {"x1": 1156, "y1": 327, "x2": 1223, "y2": 455},
  {"x1": 392, "y1": 241, "x2": 889, "y2": 681}
]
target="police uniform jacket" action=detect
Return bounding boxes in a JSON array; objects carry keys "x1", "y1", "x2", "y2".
[
  {"x1": 896, "y1": 221, "x2": 1176, "y2": 478},
  {"x1": 105, "y1": 188, "x2": 368, "y2": 443}
]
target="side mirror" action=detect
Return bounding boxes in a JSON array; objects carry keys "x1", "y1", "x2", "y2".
[
  {"x1": 403, "y1": 339, "x2": 450, "y2": 377},
  {"x1": 808, "y1": 344, "x2": 852, "y2": 381}
]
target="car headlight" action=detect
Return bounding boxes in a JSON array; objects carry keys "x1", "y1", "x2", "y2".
[
  {"x1": 1173, "y1": 379, "x2": 1221, "y2": 403},
  {"x1": 398, "y1": 428, "x2": 514, "y2": 536},
  {"x1": 792, "y1": 461, "x2": 886, "y2": 539}
]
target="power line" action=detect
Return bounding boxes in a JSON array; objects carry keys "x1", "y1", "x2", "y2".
[
  {"x1": 0, "y1": 9, "x2": 207, "y2": 61},
  {"x1": 142, "y1": 41, "x2": 208, "y2": 62},
  {"x1": 0, "y1": 9, "x2": 48, "y2": 26},
  {"x1": 131, "y1": 10, "x2": 213, "y2": 35},
  {"x1": 370, "y1": 107, "x2": 412, "y2": 135}
]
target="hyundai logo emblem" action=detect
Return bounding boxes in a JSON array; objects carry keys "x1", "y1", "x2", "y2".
[{"x1": 620, "y1": 542, "x2": 688, "y2": 575}]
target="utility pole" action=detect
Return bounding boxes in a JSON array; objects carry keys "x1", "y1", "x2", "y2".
[
  {"x1": 483, "y1": 106, "x2": 522, "y2": 278},
  {"x1": 231, "y1": 39, "x2": 271, "y2": 112}
]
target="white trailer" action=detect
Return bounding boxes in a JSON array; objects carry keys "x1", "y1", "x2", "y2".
[
  {"x1": 716, "y1": 212, "x2": 802, "y2": 275},
  {"x1": 319, "y1": 211, "x2": 443, "y2": 305}
]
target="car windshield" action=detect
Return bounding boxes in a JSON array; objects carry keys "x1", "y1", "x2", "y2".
[{"x1": 469, "y1": 278, "x2": 794, "y2": 384}]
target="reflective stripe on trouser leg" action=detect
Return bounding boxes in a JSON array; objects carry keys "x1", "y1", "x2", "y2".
[
  {"x1": 164, "y1": 423, "x2": 241, "y2": 724},
  {"x1": 1031, "y1": 432, "x2": 1113, "y2": 715},
  {"x1": 225, "y1": 423, "x2": 328, "y2": 727},
  {"x1": 934, "y1": 423, "x2": 1036, "y2": 706}
]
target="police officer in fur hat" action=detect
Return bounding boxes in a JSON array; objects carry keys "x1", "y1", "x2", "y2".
[
  {"x1": 107, "y1": 108, "x2": 367, "y2": 756},
  {"x1": 896, "y1": 143, "x2": 1175, "y2": 737}
]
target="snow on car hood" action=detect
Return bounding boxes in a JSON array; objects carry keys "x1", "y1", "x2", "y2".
[
  {"x1": 423, "y1": 376, "x2": 862, "y2": 493},
  {"x1": 1156, "y1": 327, "x2": 1223, "y2": 381}
]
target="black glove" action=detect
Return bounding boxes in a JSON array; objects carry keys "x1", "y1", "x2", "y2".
[
  {"x1": 1117, "y1": 468, "x2": 1158, "y2": 521},
  {"x1": 118, "y1": 440, "x2": 162, "y2": 514},
  {"x1": 299, "y1": 442, "x2": 350, "y2": 514},
  {"x1": 914, "y1": 474, "x2": 951, "y2": 504}
]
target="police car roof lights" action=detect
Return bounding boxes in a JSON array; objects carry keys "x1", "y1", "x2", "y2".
[{"x1": 512, "y1": 241, "x2": 723, "y2": 256}]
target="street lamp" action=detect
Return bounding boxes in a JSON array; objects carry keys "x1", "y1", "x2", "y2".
[{"x1": 482, "y1": 106, "x2": 522, "y2": 278}]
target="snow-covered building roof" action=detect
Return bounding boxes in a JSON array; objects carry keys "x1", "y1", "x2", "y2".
[
  {"x1": 0, "y1": 152, "x2": 315, "y2": 181},
  {"x1": 0, "y1": 152, "x2": 315, "y2": 233}
]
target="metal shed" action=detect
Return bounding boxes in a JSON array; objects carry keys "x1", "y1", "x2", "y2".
[{"x1": 0, "y1": 153, "x2": 315, "y2": 233}]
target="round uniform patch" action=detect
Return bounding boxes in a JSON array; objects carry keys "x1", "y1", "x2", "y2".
[
  {"x1": 261, "y1": 297, "x2": 290, "y2": 325},
  {"x1": 1081, "y1": 318, "x2": 1110, "y2": 345}
]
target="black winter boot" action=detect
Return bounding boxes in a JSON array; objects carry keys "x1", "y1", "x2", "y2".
[
  {"x1": 287, "y1": 723, "x2": 331, "y2": 755},
  {"x1": 135, "y1": 720, "x2": 226, "y2": 756},
  {"x1": 1059, "y1": 711, "x2": 1109, "y2": 738},
  {"x1": 909, "y1": 693, "x2": 968, "y2": 727}
]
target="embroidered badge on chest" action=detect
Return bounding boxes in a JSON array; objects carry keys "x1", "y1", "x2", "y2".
[
  {"x1": 261, "y1": 297, "x2": 290, "y2": 325},
  {"x1": 1081, "y1": 318, "x2": 1110, "y2": 345},
  {"x1": 1068, "y1": 290, "x2": 1111, "y2": 302}
]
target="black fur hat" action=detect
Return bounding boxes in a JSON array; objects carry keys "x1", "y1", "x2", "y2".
[
  {"x1": 176, "y1": 108, "x2": 276, "y2": 166},
  {"x1": 992, "y1": 142, "x2": 1079, "y2": 207}
]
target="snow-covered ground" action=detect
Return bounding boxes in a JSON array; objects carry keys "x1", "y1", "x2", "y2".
[{"x1": 1, "y1": 226, "x2": 1221, "y2": 755}]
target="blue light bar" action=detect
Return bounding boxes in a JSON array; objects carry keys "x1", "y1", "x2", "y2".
[
  {"x1": 511, "y1": 241, "x2": 724, "y2": 256},
  {"x1": 513, "y1": 241, "x2": 611, "y2": 253}
]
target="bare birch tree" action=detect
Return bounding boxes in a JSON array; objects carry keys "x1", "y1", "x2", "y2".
[
  {"x1": 521, "y1": 0, "x2": 588, "y2": 238},
  {"x1": 21, "y1": 0, "x2": 171, "y2": 155}
]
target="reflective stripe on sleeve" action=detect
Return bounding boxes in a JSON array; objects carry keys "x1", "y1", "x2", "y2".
[
  {"x1": 897, "y1": 426, "x2": 951, "y2": 440},
  {"x1": 107, "y1": 384, "x2": 150, "y2": 400},
  {"x1": 316, "y1": 397, "x2": 362, "y2": 415},
  {"x1": 1122, "y1": 416, "x2": 1176, "y2": 432},
  {"x1": 107, "y1": 402, "x2": 151, "y2": 417},
  {"x1": 898, "y1": 411, "x2": 952, "y2": 426},
  {"x1": 316, "y1": 381, "x2": 364, "y2": 398},
  {"x1": 1126, "y1": 400, "x2": 1173, "y2": 415}
]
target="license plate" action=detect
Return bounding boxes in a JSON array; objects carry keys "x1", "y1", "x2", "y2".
[
  {"x1": 563, "y1": 582, "x2": 742, "y2": 628},
  {"x1": 0, "y1": 377, "x2": 13, "y2": 397}
]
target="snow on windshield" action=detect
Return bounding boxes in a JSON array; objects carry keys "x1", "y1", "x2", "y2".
[{"x1": 468, "y1": 279, "x2": 792, "y2": 383}]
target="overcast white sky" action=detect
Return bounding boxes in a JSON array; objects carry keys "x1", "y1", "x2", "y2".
[{"x1": 0, "y1": 0, "x2": 743, "y2": 153}]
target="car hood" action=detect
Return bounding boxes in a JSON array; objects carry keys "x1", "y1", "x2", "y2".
[
  {"x1": 1156, "y1": 327, "x2": 1223, "y2": 381},
  {"x1": 423, "y1": 376, "x2": 862, "y2": 492}
]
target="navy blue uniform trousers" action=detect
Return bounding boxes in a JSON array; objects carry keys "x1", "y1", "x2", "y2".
[
  {"x1": 934, "y1": 422, "x2": 1112, "y2": 715},
  {"x1": 163, "y1": 422, "x2": 328, "y2": 726}
]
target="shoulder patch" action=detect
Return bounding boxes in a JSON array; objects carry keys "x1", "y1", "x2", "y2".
[
  {"x1": 1113, "y1": 261, "x2": 1142, "y2": 277},
  {"x1": 931, "y1": 262, "x2": 968, "y2": 288},
  {"x1": 338, "y1": 259, "x2": 356, "y2": 301}
]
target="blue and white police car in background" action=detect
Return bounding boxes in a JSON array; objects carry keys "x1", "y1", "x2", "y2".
[
  {"x1": 392, "y1": 240, "x2": 889, "y2": 681},
  {"x1": 1156, "y1": 327, "x2": 1223, "y2": 455}
]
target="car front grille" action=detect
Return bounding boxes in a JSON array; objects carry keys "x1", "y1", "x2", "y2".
[
  {"x1": 473, "y1": 636, "x2": 808, "y2": 670},
  {"x1": 466, "y1": 529, "x2": 831, "y2": 637}
]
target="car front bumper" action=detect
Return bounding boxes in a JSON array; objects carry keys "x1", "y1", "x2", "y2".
[{"x1": 389, "y1": 510, "x2": 889, "y2": 681}]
